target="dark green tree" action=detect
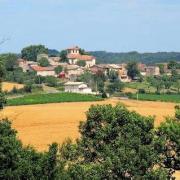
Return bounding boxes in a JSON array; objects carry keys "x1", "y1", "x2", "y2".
[
  {"x1": 38, "y1": 57, "x2": 50, "y2": 67},
  {"x1": 21, "y1": 45, "x2": 48, "y2": 61},
  {"x1": 127, "y1": 61, "x2": 140, "y2": 80},
  {"x1": 0, "y1": 53, "x2": 18, "y2": 71},
  {"x1": 157, "y1": 108, "x2": 180, "y2": 171},
  {"x1": 55, "y1": 65, "x2": 63, "y2": 74},
  {"x1": 107, "y1": 80, "x2": 124, "y2": 94},
  {"x1": 0, "y1": 60, "x2": 6, "y2": 109},
  {"x1": 59, "y1": 50, "x2": 68, "y2": 62},
  {"x1": 45, "y1": 76, "x2": 58, "y2": 87},
  {"x1": 66, "y1": 104, "x2": 170, "y2": 179},
  {"x1": 77, "y1": 60, "x2": 86, "y2": 67}
]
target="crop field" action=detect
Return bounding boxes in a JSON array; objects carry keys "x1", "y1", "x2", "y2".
[
  {"x1": 130, "y1": 93, "x2": 180, "y2": 103},
  {"x1": 2, "y1": 82, "x2": 24, "y2": 92},
  {"x1": 7, "y1": 92, "x2": 102, "y2": 106},
  {"x1": 0, "y1": 98, "x2": 176, "y2": 151}
]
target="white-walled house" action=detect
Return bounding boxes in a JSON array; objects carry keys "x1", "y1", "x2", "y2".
[
  {"x1": 67, "y1": 46, "x2": 96, "y2": 68},
  {"x1": 64, "y1": 82, "x2": 92, "y2": 94},
  {"x1": 30, "y1": 65, "x2": 55, "y2": 77}
]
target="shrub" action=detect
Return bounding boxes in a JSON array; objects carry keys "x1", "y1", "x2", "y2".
[
  {"x1": 45, "y1": 76, "x2": 58, "y2": 87},
  {"x1": 138, "y1": 88, "x2": 146, "y2": 94},
  {"x1": 24, "y1": 83, "x2": 32, "y2": 93},
  {"x1": 101, "y1": 91, "x2": 107, "y2": 98}
]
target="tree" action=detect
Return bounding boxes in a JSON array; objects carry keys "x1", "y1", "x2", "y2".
[
  {"x1": 77, "y1": 60, "x2": 86, "y2": 67},
  {"x1": 69, "y1": 104, "x2": 170, "y2": 179},
  {"x1": 45, "y1": 76, "x2": 58, "y2": 87},
  {"x1": 108, "y1": 70, "x2": 119, "y2": 82},
  {"x1": 174, "y1": 80, "x2": 180, "y2": 94},
  {"x1": 59, "y1": 50, "x2": 68, "y2": 62},
  {"x1": 157, "y1": 108, "x2": 180, "y2": 171},
  {"x1": 168, "y1": 61, "x2": 178, "y2": 70},
  {"x1": 79, "y1": 48, "x2": 89, "y2": 55},
  {"x1": 21, "y1": 45, "x2": 48, "y2": 61},
  {"x1": 38, "y1": 57, "x2": 50, "y2": 67},
  {"x1": 147, "y1": 76, "x2": 164, "y2": 94},
  {"x1": 0, "y1": 119, "x2": 66, "y2": 179},
  {"x1": 127, "y1": 61, "x2": 140, "y2": 80},
  {"x1": 55, "y1": 65, "x2": 63, "y2": 74},
  {"x1": 162, "y1": 75, "x2": 173, "y2": 92},
  {"x1": 0, "y1": 53, "x2": 18, "y2": 71},
  {"x1": 107, "y1": 80, "x2": 124, "y2": 94},
  {"x1": 0, "y1": 60, "x2": 6, "y2": 109},
  {"x1": 158, "y1": 64, "x2": 165, "y2": 74}
]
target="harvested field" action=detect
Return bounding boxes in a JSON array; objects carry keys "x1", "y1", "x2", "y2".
[
  {"x1": 2, "y1": 82, "x2": 24, "y2": 92},
  {"x1": 0, "y1": 99, "x2": 176, "y2": 151}
]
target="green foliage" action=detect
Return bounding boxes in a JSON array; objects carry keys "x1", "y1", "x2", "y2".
[
  {"x1": 38, "y1": 57, "x2": 50, "y2": 67},
  {"x1": 0, "y1": 60, "x2": 6, "y2": 109},
  {"x1": 77, "y1": 60, "x2": 86, "y2": 67},
  {"x1": 0, "y1": 92, "x2": 7, "y2": 109},
  {"x1": 127, "y1": 61, "x2": 140, "y2": 79},
  {"x1": 107, "y1": 81, "x2": 124, "y2": 94},
  {"x1": 74, "y1": 104, "x2": 168, "y2": 179},
  {"x1": 90, "y1": 51, "x2": 180, "y2": 64},
  {"x1": 21, "y1": 45, "x2": 48, "y2": 61},
  {"x1": 168, "y1": 61, "x2": 179, "y2": 70},
  {"x1": 7, "y1": 92, "x2": 102, "y2": 106},
  {"x1": 175, "y1": 105, "x2": 180, "y2": 120},
  {"x1": 0, "y1": 119, "x2": 64, "y2": 179},
  {"x1": 147, "y1": 76, "x2": 164, "y2": 94},
  {"x1": 54, "y1": 65, "x2": 63, "y2": 74},
  {"x1": 45, "y1": 76, "x2": 58, "y2": 87},
  {"x1": 5, "y1": 68, "x2": 36, "y2": 84},
  {"x1": 0, "y1": 53, "x2": 18, "y2": 71},
  {"x1": 24, "y1": 83, "x2": 33, "y2": 93},
  {"x1": 108, "y1": 70, "x2": 119, "y2": 82},
  {"x1": 79, "y1": 48, "x2": 89, "y2": 55},
  {"x1": 157, "y1": 116, "x2": 180, "y2": 170},
  {"x1": 101, "y1": 91, "x2": 108, "y2": 98},
  {"x1": 78, "y1": 71, "x2": 106, "y2": 93},
  {"x1": 130, "y1": 93, "x2": 180, "y2": 103},
  {"x1": 34, "y1": 75, "x2": 46, "y2": 84},
  {"x1": 59, "y1": 50, "x2": 68, "y2": 62},
  {"x1": 158, "y1": 64, "x2": 165, "y2": 74}
]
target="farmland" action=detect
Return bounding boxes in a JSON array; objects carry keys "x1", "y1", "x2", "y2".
[
  {"x1": 7, "y1": 92, "x2": 102, "y2": 106},
  {"x1": 130, "y1": 93, "x2": 180, "y2": 103},
  {"x1": 0, "y1": 98, "x2": 176, "y2": 151},
  {"x1": 2, "y1": 82, "x2": 24, "y2": 92}
]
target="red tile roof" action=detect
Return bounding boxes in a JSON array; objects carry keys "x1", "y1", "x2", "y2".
[
  {"x1": 67, "y1": 54, "x2": 95, "y2": 61},
  {"x1": 30, "y1": 65, "x2": 54, "y2": 72}
]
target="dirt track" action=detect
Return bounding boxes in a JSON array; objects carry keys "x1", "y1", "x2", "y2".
[{"x1": 0, "y1": 99, "x2": 176, "y2": 151}]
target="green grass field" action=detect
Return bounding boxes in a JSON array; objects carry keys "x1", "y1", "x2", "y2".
[
  {"x1": 125, "y1": 81, "x2": 155, "y2": 93},
  {"x1": 130, "y1": 93, "x2": 180, "y2": 103},
  {"x1": 7, "y1": 92, "x2": 102, "y2": 106}
]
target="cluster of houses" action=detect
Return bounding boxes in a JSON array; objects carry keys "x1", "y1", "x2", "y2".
[{"x1": 17, "y1": 46, "x2": 163, "y2": 94}]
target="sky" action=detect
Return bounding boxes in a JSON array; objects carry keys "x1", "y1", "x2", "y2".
[{"x1": 0, "y1": 0, "x2": 180, "y2": 53}]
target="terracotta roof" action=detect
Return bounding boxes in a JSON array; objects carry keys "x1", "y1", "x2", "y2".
[
  {"x1": 67, "y1": 46, "x2": 80, "y2": 50},
  {"x1": 30, "y1": 65, "x2": 54, "y2": 72},
  {"x1": 67, "y1": 54, "x2": 95, "y2": 61}
]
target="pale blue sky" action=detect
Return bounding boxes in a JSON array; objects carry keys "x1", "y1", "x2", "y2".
[{"x1": 0, "y1": 0, "x2": 180, "y2": 53}]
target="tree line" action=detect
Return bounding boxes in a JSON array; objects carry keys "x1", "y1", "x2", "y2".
[{"x1": 90, "y1": 51, "x2": 180, "y2": 64}]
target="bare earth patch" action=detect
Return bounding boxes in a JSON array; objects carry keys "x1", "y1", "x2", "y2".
[
  {"x1": 2, "y1": 82, "x2": 24, "y2": 92},
  {"x1": 0, "y1": 99, "x2": 176, "y2": 151}
]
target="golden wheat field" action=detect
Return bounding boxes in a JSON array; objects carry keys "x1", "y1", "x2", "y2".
[
  {"x1": 0, "y1": 99, "x2": 176, "y2": 151},
  {"x1": 2, "y1": 82, "x2": 24, "y2": 91}
]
